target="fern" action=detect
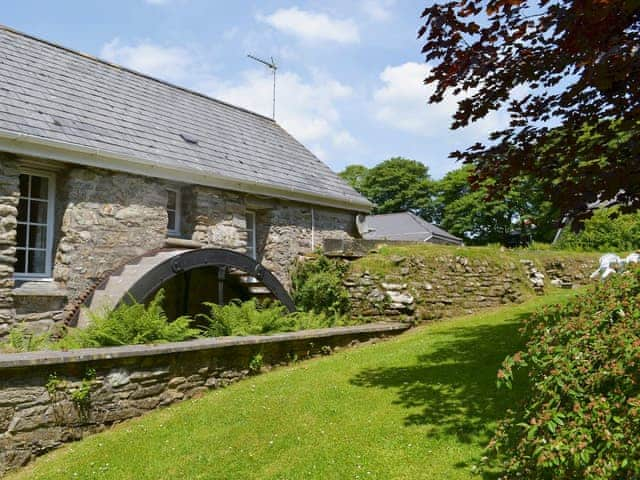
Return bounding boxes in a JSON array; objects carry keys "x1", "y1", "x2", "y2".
[
  {"x1": 62, "y1": 289, "x2": 200, "y2": 348},
  {"x1": 0, "y1": 324, "x2": 52, "y2": 353},
  {"x1": 199, "y1": 299, "x2": 352, "y2": 337}
]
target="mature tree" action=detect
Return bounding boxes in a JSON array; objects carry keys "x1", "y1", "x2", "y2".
[
  {"x1": 358, "y1": 157, "x2": 437, "y2": 218},
  {"x1": 339, "y1": 165, "x2": 369, "y2": 193},
  {"x1": 435, "y1": 166, "x2": 559, "y2": 244},
  {"x1": 338, "y1": 158, "x2": 437, "y2": 219},
  {"x1": 419, "y1": 0, "x2": 640, "y2": 215}
]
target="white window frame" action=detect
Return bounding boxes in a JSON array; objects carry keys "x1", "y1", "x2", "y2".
[
  {"x1": 166, "y1": 188, "x2": 181, "y2": 237},
  {"x1": 15, "y1": 169, "x2": 56, "y2": 280},
  {"x1": 246, "y1": 211, "x2": 257, "y2": 259}
]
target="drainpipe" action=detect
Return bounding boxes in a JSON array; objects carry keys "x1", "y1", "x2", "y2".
[{"x1": 311, "y1": 207, "x2": 316, "y2": 251}]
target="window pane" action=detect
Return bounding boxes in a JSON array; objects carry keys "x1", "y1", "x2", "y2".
[
  {"x1": 30, "y1": 176, "x2": 49, "y2": 199},
  {"x1": 29, "y1": 226, "x2": 47, "y2": 249},
  {"x1": 167, "y1": 190, "x2": 177, "y2": 210},
  {"x1": 167, "y1": 211, "x2": 176, "y2": 231},
  {"x1": 16, "y1": 224, "x2": 26, "y2": 248},
  {"x1": 17, "y1": 199, "x2": 28, "y2": 222},
  {"x1": 29, "y1": 200, "x2": 48, "y2": 223},
  {"x1": 15, "y1": 249, "x2": 25, "y2": 274},
  {"x1": 28, "y1": 250, "x2": 46, "y2": 274},
  {"x1": 19, "y1": 175, "x2": 29, "y2": 196}
]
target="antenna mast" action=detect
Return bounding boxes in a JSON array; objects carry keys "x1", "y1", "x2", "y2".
[{"x1": 247, "y1": 54, "x2": 277, "y2": 120}]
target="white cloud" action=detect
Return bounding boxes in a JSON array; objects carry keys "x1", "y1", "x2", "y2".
[
  {"x1": 258, "y1": 7, "x2": 360, "y2": 44},
  {"x1": 100, "y1": 39, "x2": 193, "y2": 83},
  {"x1": 204, "y1": 69, "x2": 354, "y2": 145},
  {"x1": 361, "y1": 0, "x2": 396, "y2": 21},
  {"x1": 332, "y1": 130, "x2": 359, "y2": 149},
  {"x1": 372, "y1": 62, "x2": 504, "y2": 138}
]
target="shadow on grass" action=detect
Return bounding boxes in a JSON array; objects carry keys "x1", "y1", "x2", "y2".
[{"x1": 351, "y1": 313, "x2": 530, "y2": 473}]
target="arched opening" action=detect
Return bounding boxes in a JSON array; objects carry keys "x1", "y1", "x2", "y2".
[
  {"x1": 119, "y1": 248, "x2": 295, "y2": 315},
  {"x1": 148, "y1": 266, "x2": 256, "y2": 321},
  {"x1": 75, "y1": 248, "x2": 295, "y2": 328}
]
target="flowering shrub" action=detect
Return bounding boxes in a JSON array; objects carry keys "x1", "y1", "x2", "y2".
[{"x1": 487, "y1": 266, "x2": 640, "y2": 479}]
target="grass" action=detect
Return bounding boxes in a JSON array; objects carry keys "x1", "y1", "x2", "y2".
[
  {"x1": 7, "y1": 290, "x2": 578, "y2": 480},
  {"x1": 352, "y1": 243, "x2": 600, "y2": 279}
]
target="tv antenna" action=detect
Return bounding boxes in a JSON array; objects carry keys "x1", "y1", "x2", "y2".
[{"x1": 247, "y1": 54, "x2": 277, "y2": 120}]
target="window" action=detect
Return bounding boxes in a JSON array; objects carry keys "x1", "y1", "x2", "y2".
[
  {"x1": 246, "y1": 211, "x2": 256, "y2": 259},
  {"x1": 16, "y1": 172, "x2": 55, "y2": 278},
  {"x1": 166, "y1": 188, "x2": 181, "y2": 236}
]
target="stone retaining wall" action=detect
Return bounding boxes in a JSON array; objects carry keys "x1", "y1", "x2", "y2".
[
  {"x1": 344, "y1": 253, "x2": 597, "y2": 322},
  {"x1": 0, "y1": 322, "x2": 408, "y2": 476}
]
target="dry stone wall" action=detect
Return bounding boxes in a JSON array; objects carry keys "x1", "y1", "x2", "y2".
[
  {"x1": 344, "y1": 253, "x2": 597, "y2": 322},
  {"x1": 0, "y1": 323, "x2": 407, "y2": 476}
]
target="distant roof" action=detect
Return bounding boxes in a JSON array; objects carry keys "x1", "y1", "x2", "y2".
[
  {"x1": 0, "y1": 26, "x2": 371, "y2": 211},
  {"x1": 363, "y1": 212, "x2": 463, "y2": 245}
]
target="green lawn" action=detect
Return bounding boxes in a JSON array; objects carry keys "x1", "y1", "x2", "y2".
[{"x1": 8, "y1": 291, "x2": 576, "y2": 480}]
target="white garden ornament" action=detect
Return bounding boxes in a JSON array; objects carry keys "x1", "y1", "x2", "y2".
[{"x1": 590, "y1": 253, "x2": 640, "y2": 280}]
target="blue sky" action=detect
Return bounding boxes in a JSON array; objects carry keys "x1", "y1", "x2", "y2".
[{"x1": 2, "y1": 1, "x2": 508, "y2": 178}]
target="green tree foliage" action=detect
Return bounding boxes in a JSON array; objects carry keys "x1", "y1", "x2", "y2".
[
  {"x1": 339, "y1": 157, "x2": 437, "y2": 219},
  {"x1": 338, "y1": 164, "x2": 369, "y2": 193},
  {"x1": 435, "y1": 166, "x2": 558, "y2": 244},
  {"x1": 557, "y1": 206, "x2": 640, "y2": 252},
  {"x1": 488, "y1": 266, "x2": 640, "y2": 478},
  {"x1": 340, "y1": 158, "x2": 558, "y2": 245}
]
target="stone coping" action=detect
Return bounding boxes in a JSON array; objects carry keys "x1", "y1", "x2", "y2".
[{"x1": 0, "y1": 322, "x2": 410, "y2": 369}]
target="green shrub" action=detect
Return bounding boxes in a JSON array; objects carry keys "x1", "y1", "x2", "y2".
[
  {"x1": 556, "y1": 206, "x2": 640, "y2": 252},
  {"x1": 486, "y1": 266, "x2": 640, "y2": 479},
  {"x1": 61, "y1": 289, "x2": 200, "y2": 348},
  {"x1": 291, "y1": 253, "x2": 350, "y2": 315}
]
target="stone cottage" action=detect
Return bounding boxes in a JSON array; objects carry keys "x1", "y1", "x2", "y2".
[{"x1": 0, "y1": 26, "x2": 371, "y2": 335}]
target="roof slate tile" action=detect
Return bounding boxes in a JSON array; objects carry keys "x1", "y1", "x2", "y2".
[{"x1": 0, "y1": 26, "x2": 370, "y2": 210}]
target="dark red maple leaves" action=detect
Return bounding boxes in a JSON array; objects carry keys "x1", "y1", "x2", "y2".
[{"x1": 419, "y1": 0, "x2": 640, "y2": 215}]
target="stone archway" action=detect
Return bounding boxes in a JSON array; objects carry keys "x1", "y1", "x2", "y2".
[{"x1": 77, "y1": 248, "x2": 295, "y2": 328}]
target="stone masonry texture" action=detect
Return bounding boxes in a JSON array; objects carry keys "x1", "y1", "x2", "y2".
[
  {"x1": 0, "y1": 323, "x2": 407, "y2": 476},
  {"x1": 0, "y1": 160, "x2": 359, "y2": 335},
  {"x1": 0, "y1": 155, "x2": 19, "y2": 336}
]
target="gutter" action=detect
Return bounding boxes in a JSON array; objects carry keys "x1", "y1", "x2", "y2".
[{"x1": 0, "y1": 130, "x2": 373, "y2": 213}]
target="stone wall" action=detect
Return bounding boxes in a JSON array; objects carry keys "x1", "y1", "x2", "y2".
[
  {"x1": 53, "y1": 167, "x2": 168, "y2": 300},
  {"x1": 0, "y1": 159, "x2": 359, "y2": 334},
  {"x1": 0, "y1": 155, "x2": 19, "y2": 336},
  {"x1": 0, "y1": 322, "x2": 408, "y2": 476},
  {"x1": 344, "y1": 251, "x2": 598, "y2": 322},
  {"x1": 259, "y1": 206, "x2": 355, "y2": 287},
  {"x1": 187, "y1": 185, "x2": 247, "y2": 253}
]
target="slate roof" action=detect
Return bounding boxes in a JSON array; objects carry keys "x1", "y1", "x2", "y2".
[
  {"x1": 0, "y1": 26, "x2": 371, "y2": 211},
  {"x1": 363, "y1": 212, "x2": 463, "y2": 245}
]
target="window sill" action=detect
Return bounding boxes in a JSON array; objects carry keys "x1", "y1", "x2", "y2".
[
  {"x1": 14, "y1": 280, "x2": 67, "y2": 298},
  {"x1": 164, "y1": 237, "x2": 202, "y2": 250}
]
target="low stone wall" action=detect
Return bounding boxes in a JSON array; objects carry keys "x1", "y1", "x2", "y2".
[
  {"x1": 344, "y1": 251, "x2": 598, "y2": 322},
  {"x1": 0, "y1": 322, "x2": 408, "y2": 476}
]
